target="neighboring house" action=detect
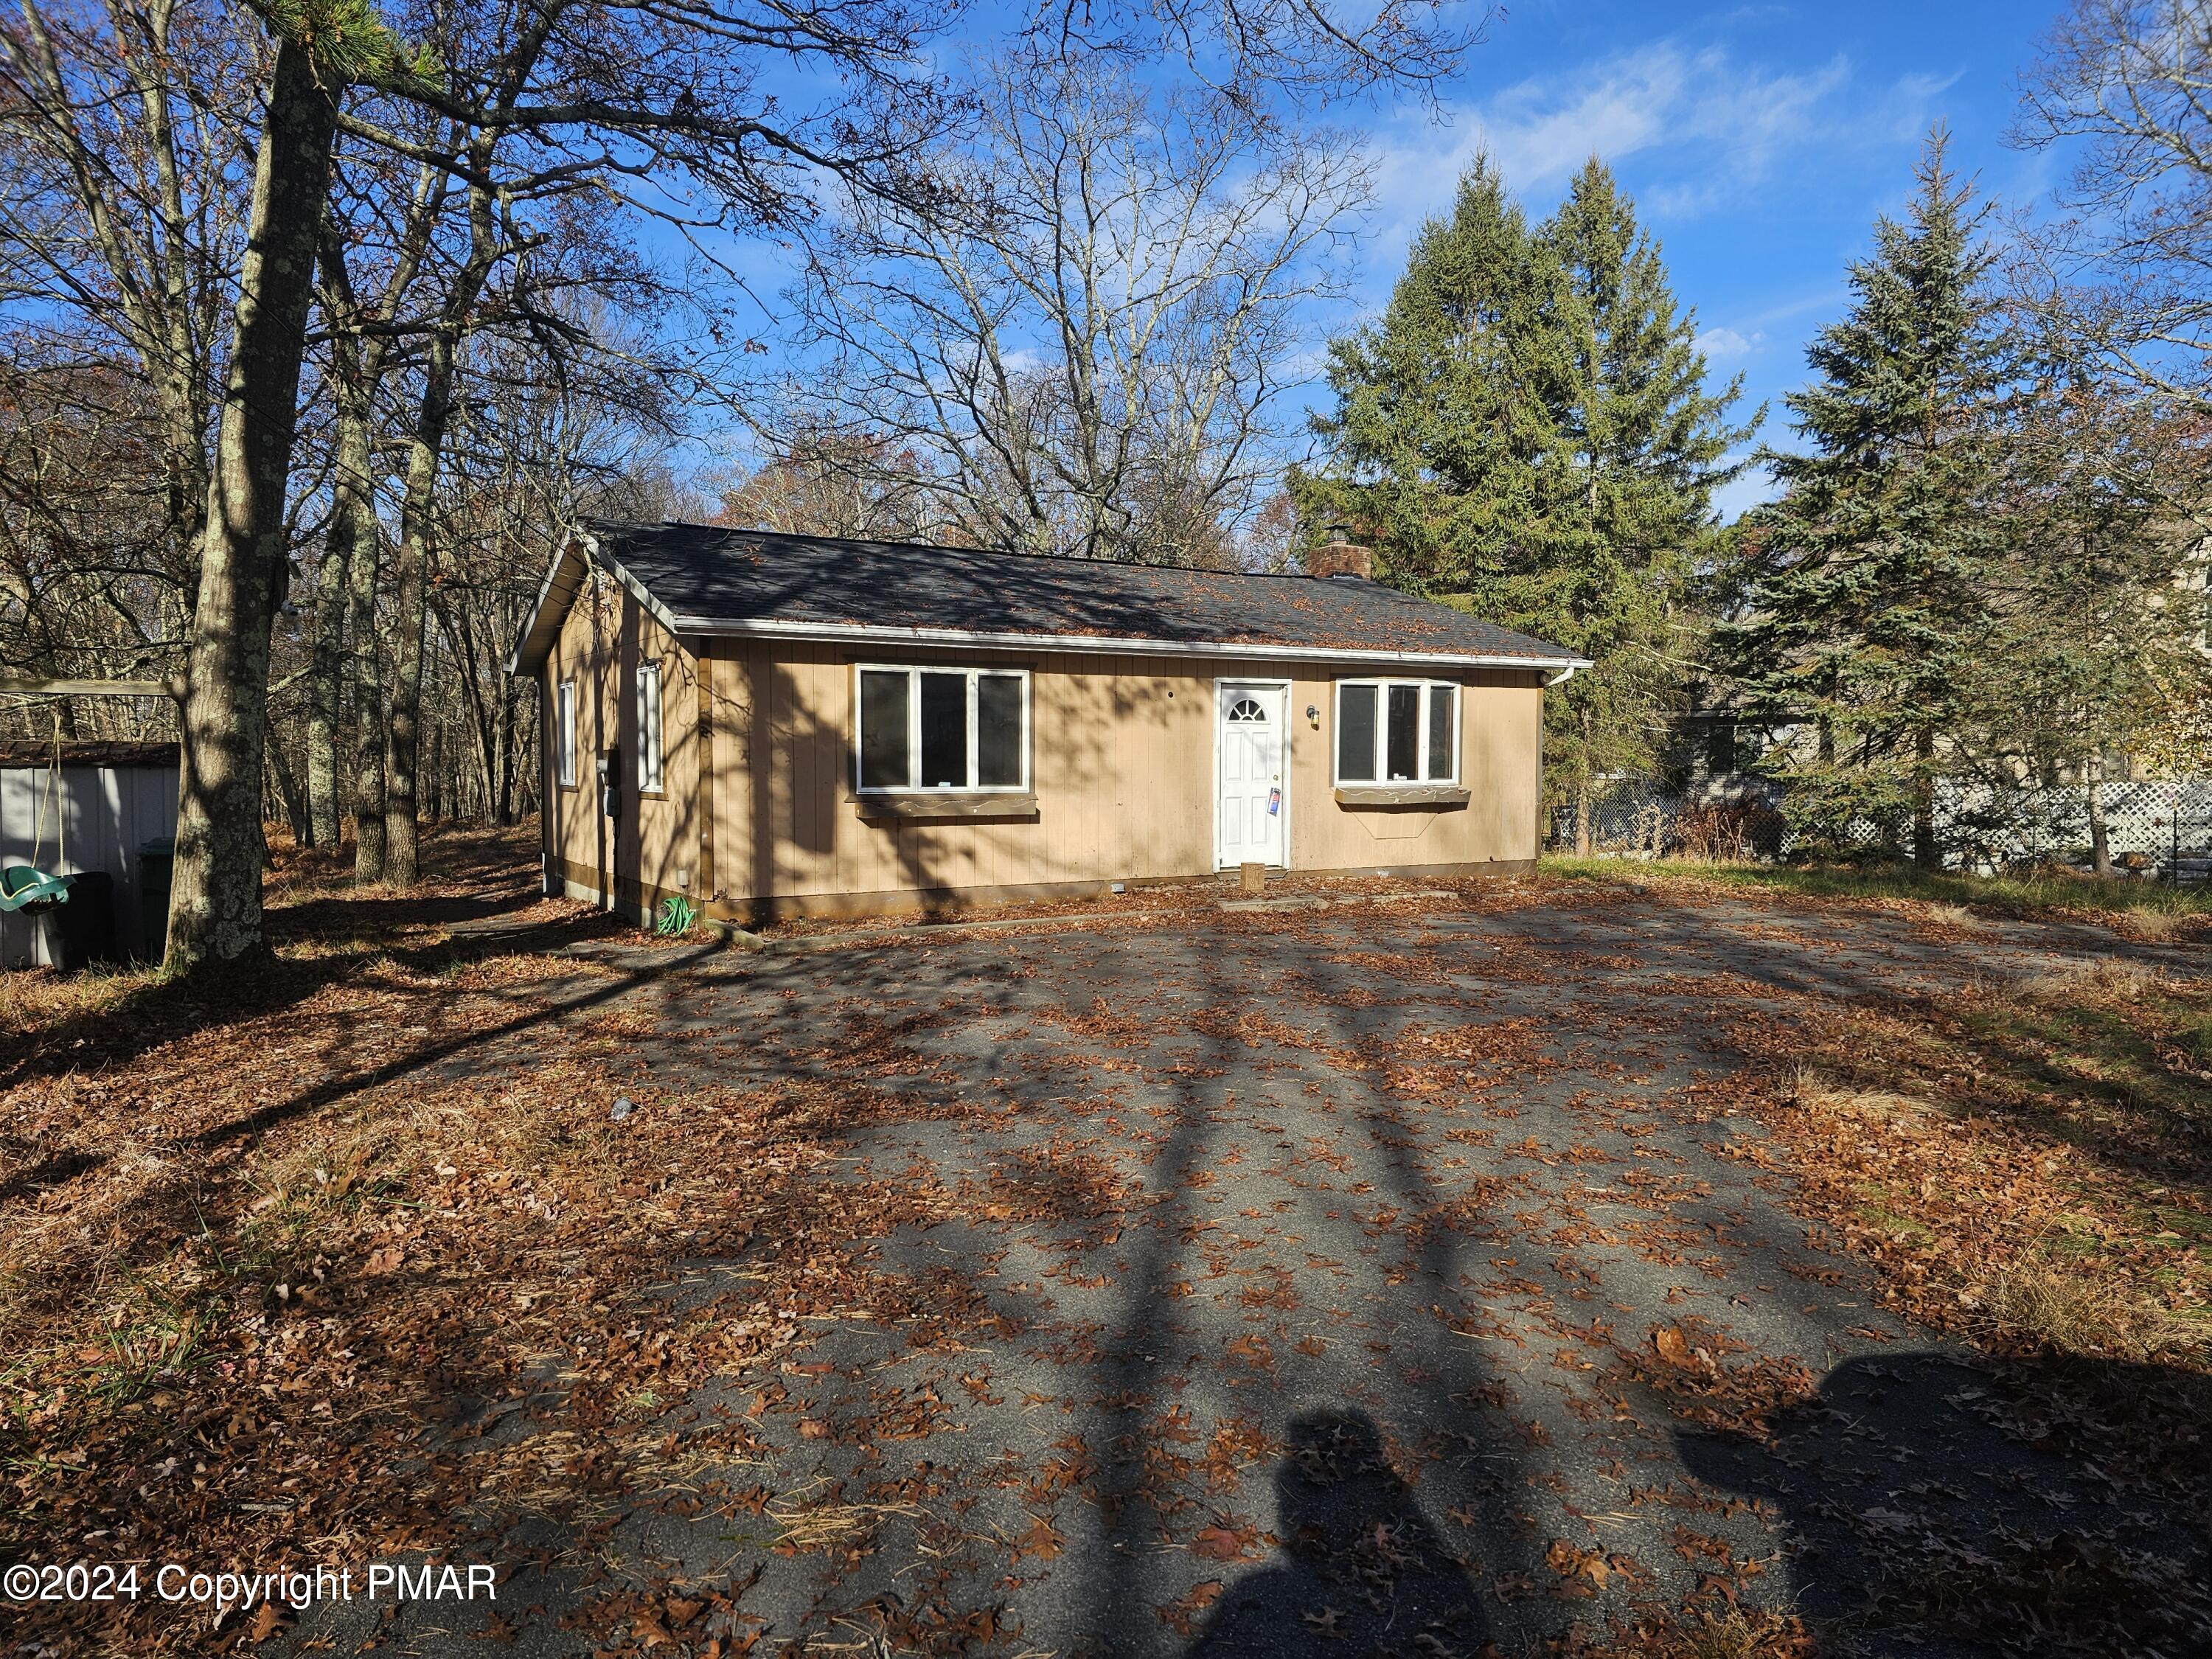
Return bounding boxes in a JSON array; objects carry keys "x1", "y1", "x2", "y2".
[{"x1": 508, "y1": 521, "x2": 1588, "y2": 922}]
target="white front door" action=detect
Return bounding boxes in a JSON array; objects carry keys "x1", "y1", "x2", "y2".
[{"x1": 1216, "y1": 682, "x2": 1287, "y2": 868}]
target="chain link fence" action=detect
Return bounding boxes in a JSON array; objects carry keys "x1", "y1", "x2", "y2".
[{"x1": 1550, "y1": 776, "x2": 2212, "y2": 883}]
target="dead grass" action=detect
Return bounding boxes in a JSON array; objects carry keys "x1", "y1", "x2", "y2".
[
  {"x1": 1666, "y1": 1610, "x2": 1806, "y2": 1659},
  {"x1": 766, "y1": 1484, "x2": 924, "y2": 1553},
  {"x1": 2009, "y1": 957, "x2": 2160, "y2": 1007},
  {"x1": 2119, "y1": 906, "x2": 2188, "y2": 942},
  {"x1": 1745, "y1": 953, "x2": 2212, "y2": 1377},
  {"x1": 1788, "y1": 1067, "x2": 1938, "y2": 1124},
  {"x1": 0, "y1": 953, "x2": 153, "y2": 1043},
  {"x1": 1964, "y1": 1260, "x2": 2204, "y2": 1364},
  {"x1": 1543, "y1": 854, "x2": 2212, "y2": 930}
]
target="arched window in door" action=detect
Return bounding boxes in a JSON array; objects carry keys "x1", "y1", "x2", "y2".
[{"x1": 1227, "y1": 696, "x2": 1268, "y2": 723}]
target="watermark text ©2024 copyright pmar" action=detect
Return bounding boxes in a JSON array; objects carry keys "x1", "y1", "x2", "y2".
[{"x1": 5, "y1": 1559, "x2": 499, "y2": 1612}]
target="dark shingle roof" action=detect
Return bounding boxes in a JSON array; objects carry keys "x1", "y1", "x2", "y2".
[
  {"x1": 0, "y1": 740, "x2": 179, "y2": 769},
  {"x1": 522, "y1": 521, "x2": 1582, "y2": 672}
]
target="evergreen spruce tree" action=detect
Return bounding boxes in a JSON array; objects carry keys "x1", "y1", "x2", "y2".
[
  {"x1": 1717, "y1": 133, "x2": 2011, "y2": 868},
  {"x1": 1295, "y1": 156, "x2": 1559, "y2": 595},
  {"x1": 1298, "y1": 157, "x2": 1745, "y2": 840},
  {"x1": 1520, "y1": 159, "x2": 1749, "y2": 844}
]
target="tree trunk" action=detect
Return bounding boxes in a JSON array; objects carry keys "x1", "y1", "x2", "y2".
[
  {"x1": 2087, "y1": 755, "x2": 2112, "y2": 878},
  {"x1": 495, "y1": 678, "x2": 519, "y2": 826},
  {"x1": 304, "y1": 429, "x2": 359, "y2": 848},
  {"x1": 424, "y1": 713, "x2": 445, "y2": 823},
  {"x1": 1912, "y1": 727, "x2": 1938, "y2": 871},
  {"x1": 268, "y1": 729, "x2": 310, "y2": 849},
  {"x1": 316, "y1": 367, "x2": 386, "y2": 878},
  {"x1": 437, "y1": 595, "x2": 503, "y2": 827},
  {"x1": 1574, "y1": 707, "x2": 1596, "y2": 856},
  {"x1": 347, "y1": 494, "x2": 387, "y2": 881},
  {"x1": 382, "y1": 327, "x2": 461, "y2": 886},
  {"x1": 165, "y1": 39, "x2": 340, "y2": 973}
]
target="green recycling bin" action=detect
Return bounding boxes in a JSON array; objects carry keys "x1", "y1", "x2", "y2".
[{"x1": 139, "y1": 838, "x2": 173, "y2": 963}]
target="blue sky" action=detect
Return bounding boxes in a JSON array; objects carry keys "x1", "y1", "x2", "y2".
[
  {"x1": 703, "y1": 1, "x2": 2069, "y2": 522},
  {"x1": 1329, "y1": 0, "x2": 2068, "y2": 515}
]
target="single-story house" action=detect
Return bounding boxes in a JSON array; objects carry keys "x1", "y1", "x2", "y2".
[{"x1": 508, "y1": 521, "x2": 1587, "y2": 923}]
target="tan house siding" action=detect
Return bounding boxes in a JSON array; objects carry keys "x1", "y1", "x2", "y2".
[
  {"x1": 543, "y1": 626, "x2": 1544, "y2": 920},
  {"x1": 542, "y1": 567, "x2": 703, "y2": 917}
]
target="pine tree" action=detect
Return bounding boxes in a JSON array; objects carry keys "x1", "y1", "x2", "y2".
[
  {"x1": 1717, "y1": 133, "x2": 2010, "y2": 869},
  {"x1": 1517, "y1": 159, "x2": 1748, "y2": 844},
  {"x1": 1294, "y1": 156, "x2": 1559, "y2": 595},
  {"x1": 1298, "y1": 157, "x2": 1744, "y2": 839}
]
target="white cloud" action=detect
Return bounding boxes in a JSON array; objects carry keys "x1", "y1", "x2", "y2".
[
  {"x1": 1697, "y1": 325, "x2": 1764, "y2": 361},
  {"x1": 1366, "y1": 35, "x2": 1956, "y2": 262}
]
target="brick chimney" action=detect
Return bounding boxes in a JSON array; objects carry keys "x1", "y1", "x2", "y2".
[{"x1": 1307, "y1": 524, "x2": 1374, "y2": 581}]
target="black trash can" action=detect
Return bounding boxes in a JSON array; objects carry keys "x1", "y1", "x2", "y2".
[
  {"x1": 55, "y1": 871, "x2": 114, "y2": 969},
  {"x1": 139, "y1": 838, "x2": 175, "y2": 964},
  {"x1": 24, "y1": 871, "x2": 114, "y2": 971}
]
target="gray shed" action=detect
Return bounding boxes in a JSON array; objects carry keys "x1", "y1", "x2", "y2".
[{"x1": 1, "y1": 740, "x2": 179, "y2": 967}]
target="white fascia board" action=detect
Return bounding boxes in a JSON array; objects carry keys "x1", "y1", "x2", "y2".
[
  {"x1": 598, "y1": 541, "x2": 686, "y2": 640},
  {"x1": 668, "y1": 613, "x2": 1593, "y2": 674},
  {"x1": 506, "y1": 529, "x2": 595, "y2": 677},
  {"x1": 508, "y1": 526, "x2": 693, "y2": 676}
]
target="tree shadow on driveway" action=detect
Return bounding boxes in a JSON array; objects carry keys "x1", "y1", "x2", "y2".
[
  {"x1": 1677, "y1": 1350, "x2": 2212, "y2": 1657},
  {"x1": 1187, "y1": 1409, "x2": 1495, "y2": 1658}
]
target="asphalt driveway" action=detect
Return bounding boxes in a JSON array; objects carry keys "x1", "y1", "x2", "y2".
[{"x1": 288, "y1": 880, "x2": 2211, "y2": 1659}]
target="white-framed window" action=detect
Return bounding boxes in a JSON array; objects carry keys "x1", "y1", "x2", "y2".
[
  {"x1": 855, "y1": 664, "x2": 1029, "y2": 793},
  {"x1": 636, "y1": 661, "x2": 664, "y2": 793},
  {"x1": 1335, "y1": 679, "x2": 1459, "y2": 785},
  {"x1": 556, "y1": 680, "x2": 577, "y2": 788}
]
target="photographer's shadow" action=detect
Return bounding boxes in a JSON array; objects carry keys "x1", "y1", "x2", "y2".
[{"x1": 1188, "y1": 1408, "x2": 1495, "y2": 1658}]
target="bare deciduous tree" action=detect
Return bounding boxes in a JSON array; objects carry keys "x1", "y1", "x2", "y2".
[
  {"x1": 0, "y1": 0, "x2": 259, "y2": 586},
  {"x1": 2014, "y1": 0, "x2": 2212, "y2": 405},
  {"x1": 707, "y1": 420, "x2": 941, "y2": 541},
  {"x1": 787, "y1": 55, "x2": 1371, "y2": 565},
  {"x1": 0, "y1": 341, "x2": 181, "y2": 736}
]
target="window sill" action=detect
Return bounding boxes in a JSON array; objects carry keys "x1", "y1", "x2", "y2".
[
  {"x1": 1334, "y1": 784, "x2": 1470, "y2": 809},
  {"x1": 852, "y1": 792, "x2": 1039, "y2": 821}
]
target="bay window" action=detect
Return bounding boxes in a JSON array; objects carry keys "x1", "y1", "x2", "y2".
[
  {"x1": 1335, "y1": 679, "x2": 1459, "y2": 785},
  {"x1": 855, "y1": 666, "x2": 1029, "y2": 792}
]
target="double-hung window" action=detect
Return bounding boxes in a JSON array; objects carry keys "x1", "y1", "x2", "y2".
[
  {"x1": 556, "y1": 680, "x2": 578, "y2": 788},
  {"x1": 1335, "y1": 679, "x2": 1459, "y2": 785},
  {"x1": 856, "y1": 666, "x2": 1029, "y2": 792},
  {"x1": 636, "y1": 662, "x2": 664, "y2": 793}
]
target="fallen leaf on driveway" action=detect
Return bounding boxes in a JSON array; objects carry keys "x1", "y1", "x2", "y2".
[
  {"x1": 1016, "y1": 1514, "x2": 1064, "y2": 1560},
  {"x1": 1157, "y1": 1580, "x2": 1223, "y2": 1635},
  {"x1": 1192, "y1": 1520, "x2": 1259, "y2": 1561}
]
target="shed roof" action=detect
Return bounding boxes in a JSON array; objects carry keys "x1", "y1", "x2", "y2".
[
  {"x1": 510, "y1": 521, "x2": 1587, "y2": 676},
  {"x1": 0, "y1": 740, "x2": 180, "y2": 769}
]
